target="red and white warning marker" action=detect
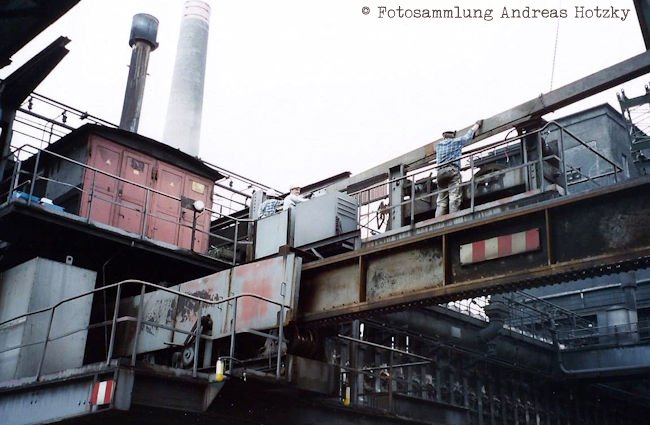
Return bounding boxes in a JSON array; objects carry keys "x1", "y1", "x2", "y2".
[
  {"x1": 90, "y1": 380, "x2": 115, "y2": 406},
  {"x1": 460, "y1": 229, "x2": 540, "y2": 265}
]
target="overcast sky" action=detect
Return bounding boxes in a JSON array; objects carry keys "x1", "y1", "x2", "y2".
[{"x1": 2, "y1": 0, "x2": 647, "y2": 190}]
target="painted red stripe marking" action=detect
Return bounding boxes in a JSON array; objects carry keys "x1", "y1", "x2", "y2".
[
  {"x1": 90, "y1": 383, "x2": 100, "y2": 405},
  {"x1": 472, "y1": 240, "x2": 485, "y2": 263},
  {"x1": 104, "y1": 380, "x2": 113, "y2": 404},
  {"x1": 497, "y1": 235, "x2": 512, "y2": 257},
  {"x1": 526, "y1": 229, "x2": 540, "y2": 251},
  {"x1": 90, "y1": 380, "x2": 114, "y2": 405}
]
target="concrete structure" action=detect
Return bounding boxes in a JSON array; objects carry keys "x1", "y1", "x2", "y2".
[
  {"x1": 119, "y1": 13, "x2": 159, "y2": 133},
  {"x1": 162, "y1": 0, "x2": 211, "y2": 157}
]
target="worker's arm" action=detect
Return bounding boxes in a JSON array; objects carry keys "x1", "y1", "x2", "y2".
[{"x1": 458, "y1": 120, "x2": 482, "y2": 146}]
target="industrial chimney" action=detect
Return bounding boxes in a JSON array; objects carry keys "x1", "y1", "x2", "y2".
[
  {"x1": 119, "y1": 13, "x2": 159, "y2": 133},
  {"x1": 162, "y1": 0, "x2": 210, "y2": 157}
]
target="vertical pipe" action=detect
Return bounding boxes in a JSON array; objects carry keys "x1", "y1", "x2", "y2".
[
  {"x1": 106, "y1": 284, "x2": 122, "y2": 366},
  {"x1": 559, "y1": 128, "x2": 568, "y2": 194},
  {"x1": 537, "y1": 134, "x2": 545, "y2": 192},
  {"x1": 409, "y1": 175, "x2": 415, "y2": 226},
  {"x1": 27, "y1": 150, "x2": 41, "y2": 205},
  {"x1": 141, "y1": 188, "x2": 150, "y2": 238},
  {"x1": 275, "y1": 301, "x2": 285, "y2": 379},
  {"x1": 87, "y1": 169, "x2": 97, "y2": 222},
  {"x1": 388, "y1": 350, "x2": 394, "y2": 413},
  {"x1": 470, "y1": 154, "x2": 475, "y2": 212},
  {"x1": 36, "y1": 307, "x2": 56, "y2": 380},
  {"x1": 191, "y1": 210, "x2": 197, "y2": 251},
  {"x1": 229, "y1": 297, "x2": 237, "y2": 375},
  {"x1": 522, "y1": 139, "x2": 530, "y2": 192},
  {"x1": 8, "y1": 158, "x2": 20, "y2": 203},
  {"x1": 233, "y1": 220, "x2": 239, "y2": 265},
  {"x1": 349, "y1": 319, "x2": 360, "y2": 404},
  {"x1": 131, "y1": 284, "x2": 147, "y2": 366},
  {"x1": 192, "y1": 301, "x2": 203, "y2": 377},
  {"x1": 119, "y1": 14, "x2": 159, "y2": 133}
]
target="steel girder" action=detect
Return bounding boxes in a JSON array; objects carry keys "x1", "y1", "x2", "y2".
[{"x1": 298, "y1": 177, "x2": 650, "y2": 323}]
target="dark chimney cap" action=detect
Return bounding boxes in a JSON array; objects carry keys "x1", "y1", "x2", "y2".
[{"x1": 129, "y1": 13, "x2": 159, "y2": 50}]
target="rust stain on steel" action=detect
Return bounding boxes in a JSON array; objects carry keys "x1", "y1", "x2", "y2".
[
  {"x1": 599, "y1": 212, "x2": 650, "y2": 250},
  {"x1": 366, "y1": 247, "x2": 443, "y2": 302},
  {"x1": 173, "y1": 274, "x2": 227, "y2": 345},
  {"x1": 301, "y1": 262, "x2": 359, "y2": 314},
  {"x1": 298, "y1": 247, "x2": 650, "y2": 324},
  {"x1": 117, "y1": 285, "x2": 180, "y2": 356},
  {"x1": 304, "y1": 177, "x2": 650, "y2": 273},
  {"x1": 228, "y1": 255, "x2": 296, "y2": 333},
  {"x1": 296, "y1": 181, "x2": 650, "y2": 323},
  {"x1": 115, "y1": 255, "x2": 300, "y2": 354}
]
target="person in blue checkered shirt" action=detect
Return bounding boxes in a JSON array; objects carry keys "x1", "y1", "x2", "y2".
[
  {"x1": 258, "y1": 196, "x2": 282, "y2": 218},
  {"x1": 435, "y1": 120, "x2": 482, "y2": 218}
]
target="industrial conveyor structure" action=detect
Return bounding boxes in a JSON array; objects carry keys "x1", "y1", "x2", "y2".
[{"x1": 3, "y1": 12, "x2": 650, "y2": 425}]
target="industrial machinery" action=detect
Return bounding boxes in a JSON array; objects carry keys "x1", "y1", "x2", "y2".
[{"x1": 2, "y1": 2, "x2": 650, "y2": 425}]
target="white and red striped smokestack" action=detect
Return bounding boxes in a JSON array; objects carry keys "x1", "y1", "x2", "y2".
[{"x1": 162, "y1": 0, "x2": 210, "y2": 157}]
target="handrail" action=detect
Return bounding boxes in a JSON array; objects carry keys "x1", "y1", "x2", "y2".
[
  {"x1": 354, "y1": 120, "x2": 624, "y2": 238},
  {"x1": 4, "y1": 144, "x2": 257, "y2": 264},
  {"x1": 0, "y1": 278, "x2": 292, "y2": 380}
]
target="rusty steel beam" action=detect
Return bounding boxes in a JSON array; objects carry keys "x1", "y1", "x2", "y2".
[
  {"x1": 329, "y1": 50, "x2": 650, "y2": 192},
  {"x1": 297, "y1": 177, "x2": 650, "y2": 324}
]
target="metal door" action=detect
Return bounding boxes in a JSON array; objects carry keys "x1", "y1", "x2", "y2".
[
  {"x1": 178, "y1": 175, "x2": 212, "y2": 252},
  {"x1": 147, "y1": 164, "x2": 183, "y2": 245},
  {"x1": 115, "y1": 150, "x2": 153, "y2": 236},
  {"x1": 81, "y1": 137, "x2": 121, "y2": 224}
]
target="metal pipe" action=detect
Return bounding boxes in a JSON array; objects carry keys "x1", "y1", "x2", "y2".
[
  {"x1": 87, "y1": 169, "x2": 96, "y2": 222},
  {"x1": 27, "y1": 149, "x2": 41, "y2": 206},
  {"x1": 36, "y1": 307, "x2": 55, "y2": 380},
  {"x1": 358, "y1": 360, "x2": 431, "y2": 371},
  {"x1": 337, "y1": 334, "x2": 431, "y2": 361},
  {"x1": 192, "y1": 301, "x2": 203, "y2": 378},
  {"x1": 537, "y1": 133, "x2": 545, "y2": 192},
  {"x1": 388, "y1": 350, "x2": 394, "y2": 412},
  {"x1": 233, "y1": 220, "x2": 239, "y2": 265},
  {"x1": 469, "y1": 153, "x2": 475, "y2": 212},
  {"x1": 409, "y1": 175, "x2": 415, "y2": 226},
  {"x1": 17, "y1": 107, "x2": 76, "y2": 131},
  {"x1": 106, "y1": 284, "x2": 122, "y2": 366},
  {"x1": 229, "y1": 298, "x2": 238, "y2": 375},
  {"x1": 131, "y1": 284, "x2": 147, "y2": 366},
  {"x1": 119, "y1": 14, "x2": 159, "y2": 133},
  {"x1": 0, "y1": 279, "x2": 292, "y2": 333},
  {"x1": 141, "y1": 188, "x2": 150, "y2": 238},
  {"x1": 559, "y1": 127, "x2": 568, "y2": 194},
  {"x1": 191, "y1": 210, "x2": 197, "y2": 251},
  {"x1": 275, "y1": 300, "x2": 285, "y2": 379},
  {"x1": 8, "y1": 158, "x2": 20, "y2": 203}
]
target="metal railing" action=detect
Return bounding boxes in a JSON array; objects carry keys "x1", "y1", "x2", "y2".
[
  {"x1": 0, "y1": 279, "x2": 291, "y2": 382},
  {"x1": 1, "y1": 144, "x2": 256, "y2": 265},
  {"x1": 352, "y1": 121, "x2": 623, "y2": 239},
  {"x1": 556, "y1": 319, "x2": 650, "y2": 350}
]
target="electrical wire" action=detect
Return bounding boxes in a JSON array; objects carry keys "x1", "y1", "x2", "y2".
[{"x1": 549, "y1": 0, "x2": 562, "y2": 91}]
